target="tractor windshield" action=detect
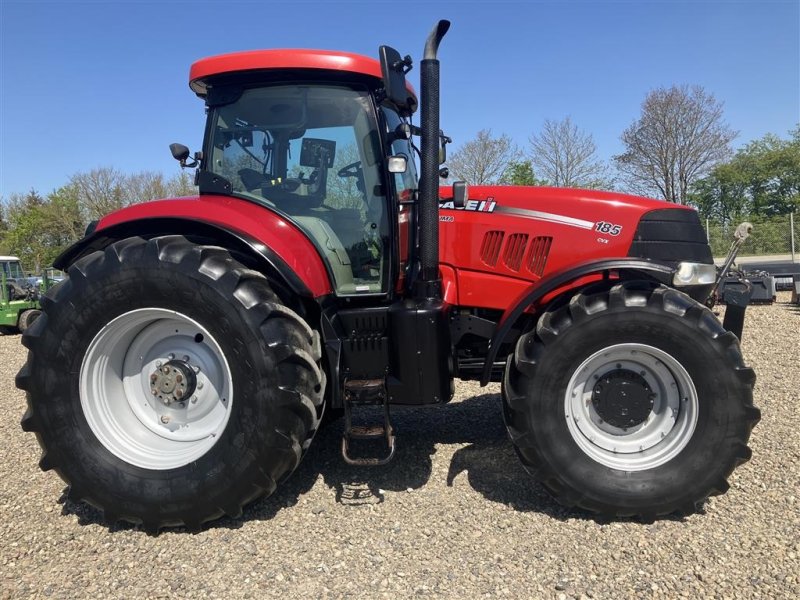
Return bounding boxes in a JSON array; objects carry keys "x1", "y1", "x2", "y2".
[{"x1": 207, "y1": 84, "x2": 390, "y2": 296}]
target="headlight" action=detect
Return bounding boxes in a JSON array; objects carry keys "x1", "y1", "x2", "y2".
[{"x1": 673, "y1": 262, "x2": 717, "y2": 286}]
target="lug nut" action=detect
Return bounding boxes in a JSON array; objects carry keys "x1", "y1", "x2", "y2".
[
  {"x1": 162, "y1": 366, "x2": 170, "y2": 374},
  {"x1": 160, "y1": 415, "x2": 170, "y2": 424},
  {"x1": 197, "y1": 381, "x2": 204, "y2": 390},
  {"x1": 175, "y1": 389, "x2": 183, "y2": 399},
  {"x1": 176, "y1": 374, "x2": 183, "y2": 383}
]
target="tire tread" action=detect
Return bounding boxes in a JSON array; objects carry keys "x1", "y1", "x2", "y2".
[
  {"x1": 502, "y1": 281, "x2": 758, "y2": 519},
  {"x1": 18, "y1": 235, "x2": 324, "y2": 532}
]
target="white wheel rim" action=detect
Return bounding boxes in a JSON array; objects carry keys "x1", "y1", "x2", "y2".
[
  {"x1": 564, "y1": 343, "x2": 698, "y2": 471},
  {"x1": 80, "y1": 308, "x2": 233, "y2": 470}
]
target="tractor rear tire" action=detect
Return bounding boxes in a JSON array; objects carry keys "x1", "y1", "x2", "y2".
[
  {"x1": 502, "y1": 281, "x2": 759, "y2": 519},
  {"x1": 17, "y1": 309, "x2": 41, "y2": 332},
  {"x1": 17, "y1": 236, "x2": 325, "y2": 532}
]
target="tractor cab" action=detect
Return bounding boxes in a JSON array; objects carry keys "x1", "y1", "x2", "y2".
[{"x1": 185, "y1": 51, "x2": 422, "y2": 298}]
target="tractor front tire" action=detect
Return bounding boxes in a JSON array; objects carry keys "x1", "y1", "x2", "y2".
[
  {"x1": 17, "y1": 236, "x2": 325, "y2": 532},
  {"x1": 502, "y1": 282, "x2": 759, "y2": 519},
  {"x1": 17, "y1": 309, "x2": 41, "y2": 332}
]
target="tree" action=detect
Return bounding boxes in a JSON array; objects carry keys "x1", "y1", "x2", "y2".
[
  {"x1": 1, "y1": 186, "x2": 83, "y2": 271},
  {"x1": 0, "y1": 168, "x2": 198, "y2": 271},
  {"x1": 501, "y1": 161, "x2": 548, "y2": 186},
  {"x1": 70, "y1": 167, "x2": 126, "y2": 221},
  {"x1": 447, "y1": 129, "x2": 519, "y2": 184},
  {"x1": 689, "y1": 126, "x2": 800, "y2": 222},
  {"x1": 165, "y1": 171, "x2": 198, "y2": 198},
  {"x1": 71, "y1": 167, "x2": 198, "y2": 222},
  {"x1": 125, "y1": 171, "x2": 170, "y2": 205},
  {"x1": 614, "y1": 85, "x2": 737, "y2": 204},
  {"x1": 528, "y1": 117, "x2": 612, "y2": 189},
  {"x1": 688, "y1": 162, "x2": 750, "y2": 224}
]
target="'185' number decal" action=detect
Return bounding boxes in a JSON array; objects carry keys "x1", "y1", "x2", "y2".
[{"x1": 595, "y1": 221, "x2": 622, "y2": 236}]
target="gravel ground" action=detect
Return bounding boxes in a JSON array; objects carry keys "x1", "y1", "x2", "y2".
[{"x1": 1, "y1": 293, "x2": 798, "y2": 599}]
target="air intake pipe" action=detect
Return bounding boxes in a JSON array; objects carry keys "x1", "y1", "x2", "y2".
[{"x1": 415, "y1": 19, "x2": 450, "y2": 300}]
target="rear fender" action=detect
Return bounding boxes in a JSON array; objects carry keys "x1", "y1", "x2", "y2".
[
  {"x1": 56, "y1": 196, "x2": 333, "y2": 298},
  {"x1": 54, "y1": 217, "x2": 330, "y2": 315},
  {"x1": 479, "y1": 258, "x2": 674, "y2": 385}
]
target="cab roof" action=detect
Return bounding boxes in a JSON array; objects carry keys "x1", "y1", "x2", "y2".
[{"x1": 189, "y1": 49, "x2": 415, "y2": 98}]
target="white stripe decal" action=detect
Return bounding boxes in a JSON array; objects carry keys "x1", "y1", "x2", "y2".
[{"x1": 495, "y1": 206, "x2": 595, "y2": 230}]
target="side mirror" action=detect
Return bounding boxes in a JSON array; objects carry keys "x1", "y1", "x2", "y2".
[
  {"x1": 170, "y1": 143, "x2": 190, "y2": 162},
  {"x1": 169, "y1": 143, "x2": 199, "y2": 169},
  {"x1": 452, "y1": 181, "x2": 467, "y2": 209},
  {"x1": 379, "y1": 46, "x2": 416, "y2": 116}
]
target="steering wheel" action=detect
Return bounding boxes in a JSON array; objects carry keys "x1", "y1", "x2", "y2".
[{"x1": 337, "y1": 160, "x2": 362, "y2": 178}]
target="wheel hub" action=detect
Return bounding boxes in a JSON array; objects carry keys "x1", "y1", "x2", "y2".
[
  {"x1": 150, "y1": 359, "x2": 197, "y2": 405},
  {"x1": 591, "y1": 369, "x2": 654, "y2": 429},
  {"x1": 81, "y1": 309, "x2": 234, "y2": 470},
  {"x1": 564, "y1": 343, "x2": 699, "y2": 471}
]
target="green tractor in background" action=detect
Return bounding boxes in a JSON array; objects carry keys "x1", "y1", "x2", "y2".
[{"x1": 0, "y1": 256, "x2": 57, "y2": 334}]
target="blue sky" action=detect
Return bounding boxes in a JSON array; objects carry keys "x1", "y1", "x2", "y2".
[{"x1": 1, "y1": 0, "x2": 798, "y2": 198}]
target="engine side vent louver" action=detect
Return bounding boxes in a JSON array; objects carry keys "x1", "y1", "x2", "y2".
[
  {"x1": 502, "y1": 233, "x2": 529, "y2": 271},
  {"x1": 527, "y1": 236, "x2": 553, "y2": 276},
  {"x1": 480, "y1": 230, "x2": 505, "y2": 266}
]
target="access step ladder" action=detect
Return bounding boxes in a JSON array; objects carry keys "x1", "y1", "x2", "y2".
[{"x1": 341, "y1": 378, "x2": 395, "y2": 466}]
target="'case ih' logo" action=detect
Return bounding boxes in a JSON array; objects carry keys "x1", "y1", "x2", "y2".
[{"x1": 439, "y1": 198, "x2": 497, "y2": 212}]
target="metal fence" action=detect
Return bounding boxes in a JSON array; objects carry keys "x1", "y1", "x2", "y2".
[{"x1": 704, "y1": 213, "x2": 797, "y2": 259}]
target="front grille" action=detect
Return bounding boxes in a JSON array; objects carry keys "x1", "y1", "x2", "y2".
[{"x1": 628, "y1": 208, "x2": 712, "y2": 264}]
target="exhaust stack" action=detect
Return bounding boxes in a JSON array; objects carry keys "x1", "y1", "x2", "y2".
[{"x1": 415, "y1": 19, "x2": 450, "y2": 300}]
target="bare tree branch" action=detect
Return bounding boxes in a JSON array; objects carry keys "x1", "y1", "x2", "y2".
[
  {"x1": 528, "y1": 117, "x2": 613, "y2": 189},
  {"x1": 614, "y1": 85, "x2": 737, "y2": 203},
  {"x1": 447, "y1": 129, "x2": 519, "y2": 184}
]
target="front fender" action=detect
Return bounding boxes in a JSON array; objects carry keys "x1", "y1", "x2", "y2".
[{"x1": 480, "y1": 258, "x2": 675, "y2": 385}]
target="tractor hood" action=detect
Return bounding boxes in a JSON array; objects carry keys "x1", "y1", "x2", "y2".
[{"x1": 437, "y1": 185, "x2": 710, "y2": 309}]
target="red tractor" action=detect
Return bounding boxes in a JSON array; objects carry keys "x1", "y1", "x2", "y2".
[{"x1": 18, "y1": 21, "x2": 759, "y2": 531}]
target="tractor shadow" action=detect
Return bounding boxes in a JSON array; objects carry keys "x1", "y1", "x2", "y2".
[
  {"x1": 239, "y1": 391, "x2": 585, "y2": 524},
  {"x1": 59, "y1": 391, "x2": 650, "y2": 532}
]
